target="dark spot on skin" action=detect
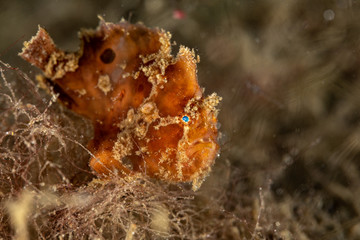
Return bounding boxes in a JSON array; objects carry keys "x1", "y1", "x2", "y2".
[
  {"x1": 138, "y1": 84, "x2": 144, "y2": 92},
  {"x1": 122, "y1": 157, "x2": 134, "y2": 170},
  {"x1": 100, "y1": 48, "x2": 116, "y2": 64}
]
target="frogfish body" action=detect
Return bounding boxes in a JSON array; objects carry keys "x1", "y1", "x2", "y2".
[{"x1": 20, "y1": 19, "x2": 221, "y2": 190}]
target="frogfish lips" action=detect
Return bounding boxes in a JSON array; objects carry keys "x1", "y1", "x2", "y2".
[
  {"x1": 185, "y1": 140, "x2": 219, "y2": 173},
  {"x1": 187, "y1": 139, "x2": 218, "y2": 161}
]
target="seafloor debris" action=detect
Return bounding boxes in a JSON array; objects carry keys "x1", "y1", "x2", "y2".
[{"x1": 20, "y1": 18, "x2": 221, "y2": 190}]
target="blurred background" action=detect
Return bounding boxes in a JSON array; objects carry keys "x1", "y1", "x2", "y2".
[{"x1": 1, "y1": 0, "x2": 360, "y2": 239}]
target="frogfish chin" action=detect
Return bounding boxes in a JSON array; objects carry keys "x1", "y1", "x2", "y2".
[{"x1": 20, "y1": 18, "x2": 221, "y2": 190}]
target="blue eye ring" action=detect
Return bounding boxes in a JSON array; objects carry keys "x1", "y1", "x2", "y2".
[{"x1": 182, "y1": 115, "x2": 189, "y2": 123}]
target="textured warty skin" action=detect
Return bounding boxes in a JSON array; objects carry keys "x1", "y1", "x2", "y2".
[{"x1": 20, "y1": 19, "x2": 221, "y2": 190}]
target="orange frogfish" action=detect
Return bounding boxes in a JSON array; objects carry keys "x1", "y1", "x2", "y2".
[{"x1": 20, "y1": 18, "x2": 221, "y2": 190}]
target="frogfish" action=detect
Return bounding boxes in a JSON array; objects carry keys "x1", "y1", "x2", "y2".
[{"x1": 20, "y1": 18, "x2": 221, "y2": 190}]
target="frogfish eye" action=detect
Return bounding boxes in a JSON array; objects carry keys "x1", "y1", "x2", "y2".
[
  {"x1": 182, "y1": 115, "x2": 189, "y2": 123},
  {"x1": 100, "y1": 48, "x2": 116, "y2": 64}
]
